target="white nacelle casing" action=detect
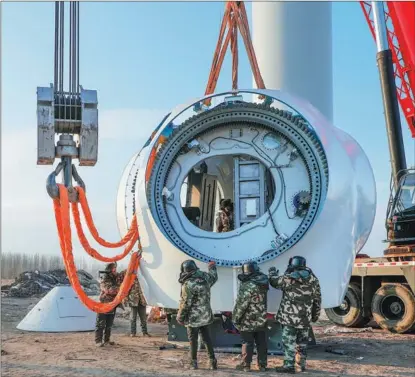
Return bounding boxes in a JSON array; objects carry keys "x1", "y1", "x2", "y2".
[{"x1": 117, "y1": 89, "x2": 376, "y2": 312}]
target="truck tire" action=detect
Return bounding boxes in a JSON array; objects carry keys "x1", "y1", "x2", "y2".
[
  {"x1": 325, "y1": 284, "x2": 370, "y2": 327},
  {"x1": 371, "y1": 284, "x2": 415, "y2": 334}
]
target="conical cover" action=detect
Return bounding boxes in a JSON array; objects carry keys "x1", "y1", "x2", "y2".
[{"x1": 17, "y1": 286, "x2": 96, "y2": 332}]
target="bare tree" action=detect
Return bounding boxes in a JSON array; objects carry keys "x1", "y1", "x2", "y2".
[
  {"x1": 1, "y1": 251, "x2": 129, "y2": 280},
  {"x1": 40, "y1": 254, "x2": 48, "y2": 272},
  {"x1": 1, "y1": 253, "x2": 7, "y2": 278},
  {"x1": 49, "y1": 255, "x2": 63, "y2": 270},
  {"x1": 32, "y1": 253, "x2": 40, "y2": 272},
  {"x1": 22, "y1": 253, "x2": 29, "y2": 272}
]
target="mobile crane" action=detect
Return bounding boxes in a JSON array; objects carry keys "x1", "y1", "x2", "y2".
[{"x1": 325, "y1": 1, "x2": 415, "y2": 334}]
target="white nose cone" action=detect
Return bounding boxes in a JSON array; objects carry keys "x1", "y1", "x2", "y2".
[
  {"x1": 117, "y1": 90, "x2": 376, "y2": 312},
  {"x1": 17, "y1": 286, "x2": 97, "y2": 332}
]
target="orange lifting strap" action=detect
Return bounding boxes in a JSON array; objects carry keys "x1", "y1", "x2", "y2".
[
  {"x1": 72, "y1": 187, "x2": 139, "y2": 261},
  {"x1": 53, "y1": 184, "x2": 140, "y2": 313},
  {"x1": 204, "y1": 1, "x2": 266, "y2": 106}
]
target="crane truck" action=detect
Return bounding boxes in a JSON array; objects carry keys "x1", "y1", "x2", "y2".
[{"x1": 325, "y1": 1, "x2": 415, "y2": 334}]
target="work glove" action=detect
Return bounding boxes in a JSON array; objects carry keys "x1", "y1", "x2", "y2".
[
  {"x1": 116, "y1": 270, "x2": 127, "y2": 284},
  {"x1": 268, "y1": 267, "x2": 279, "y2": 275},
  {"x1": 208, "y1": 261, "x2": 216, "y2": 269}
]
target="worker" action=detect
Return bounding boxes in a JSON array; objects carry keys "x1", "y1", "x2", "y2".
[
  {"x1": 95, "y1": 262, "x2": 120, "y2": 347},
  {"x1": 268, "y1": 256, "x2": 321, "y2": 374},
  {"x1": 216, "y1": 199, "x2": 234, "y2": 232},
  {"x1": 176, "y1": 259, "x2": 218, "y2": 370},
  {"x1": 215, "y1": 199, "x2": 224, "y2": 231},
  {"x1": 232, "y1": 261, "x2": 269, "y2": 372},
  {"x1": 125, "y1": 275, "x2": 151, "y2": 338}
]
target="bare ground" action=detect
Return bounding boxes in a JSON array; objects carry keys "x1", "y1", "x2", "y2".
[{"x1": 1, "y1": 296, "x2": 414, "y2": 377}]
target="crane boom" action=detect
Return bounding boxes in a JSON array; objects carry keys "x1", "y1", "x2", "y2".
[
  {"x1": 364, "y1": 2, "x2": 415, "y2": 258},
  {"x1": 371, "y1": 1, "x2": 407, "y2": 187},
  {"x1": 361, "y1": 1, "x2": 415, "y2": 138}
]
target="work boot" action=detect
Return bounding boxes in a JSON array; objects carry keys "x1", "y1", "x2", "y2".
[
  {"x1": 130, "y1": 334, "x2": 137, "y2": 338},
  {"x1": 104, "y1": 341, "x2": 115, "y2": 346},
  {"x1": 258, "y1": 365, "x2": 267, "y2": 372},
  {"x1": 295, "y1": 360, "x2": 306, "y2": 372},
  {"x1": 189, "y1": 360, "x2": 198, "y2": 370},
  {"x1": 95, "y1": 342, "x2": 103, "y2": 348},
  {"x1": 275, "y1": 366, "x2": 295, "y2": 374},
  {"x1": 236, "y1": 363, "x2": 250, "y2": 372},
  {"x1": 209, "y1": 358, "x2": 218, "y2": 370},
  {"x1": 142, "y1": 332, "x2": 151, "y2": 337},
  {"x1": 295, "y1": 353, "x2": 306, "y2": 372}
]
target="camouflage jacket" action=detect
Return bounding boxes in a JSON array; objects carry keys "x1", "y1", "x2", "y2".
[
  {"x1": 99, "y1": 272, "x2": 120, "y2": 304},
  {"x1": 176, "y1": 265, "x2": 218, "y2": 327},
  {"x1": 232, "y1": 272, "x2": 269, "y2": 332},
  {"x1": 216, "y1": 210, "x2": 234, "y2": 232},
  {"x1": 125, "y1": 277, "x2": 147, "y2": 307},
  {"x1": 269, "y1": 268, "x2": 321, "y2": 329}
]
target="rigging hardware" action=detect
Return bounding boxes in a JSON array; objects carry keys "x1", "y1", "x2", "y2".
[{"x1": 37, "y1": 1, "x2": 98, "y2": 200}]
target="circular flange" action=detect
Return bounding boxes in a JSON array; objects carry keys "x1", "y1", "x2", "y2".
[{"x1": 146, "y1": 103, "x2": 328, "y2": 266}]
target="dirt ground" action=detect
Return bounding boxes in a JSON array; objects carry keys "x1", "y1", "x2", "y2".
[{"x1": 1, "y1": 296, "x2": 414, "y2": 377}]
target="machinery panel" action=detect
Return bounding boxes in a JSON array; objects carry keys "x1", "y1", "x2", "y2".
[
  {"x1": 79, "y1": 89, "x2": 99, "y2": 166},
  {"x1": 37, "y1": 86, "x2": 55, "y2": 165}
]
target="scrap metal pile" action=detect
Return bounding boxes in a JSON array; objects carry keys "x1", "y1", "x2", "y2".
[{"x1": 1, "y1": 269, "x2": 100, "y2": 298}]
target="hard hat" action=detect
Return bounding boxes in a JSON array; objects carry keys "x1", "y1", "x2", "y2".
[
  {"x1": 242, "y1": 261, "x2": 259, "y2": 275},
  {"x1": 181, "y1": 260, "x2": 198, "y2": 273},
  {"x1": 105, "y1": 262, "x2": 117, "y2": 272},
  {"x1": 289, "y1": 256, "x2": 306, "y2": 269}
]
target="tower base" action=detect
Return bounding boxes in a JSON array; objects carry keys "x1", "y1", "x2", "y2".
[{"x1": 167, "y1": 315, "x2": 316, "y2": 355}]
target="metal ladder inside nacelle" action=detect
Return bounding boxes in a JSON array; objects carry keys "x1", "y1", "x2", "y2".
[{"x1": 234, "y1": 157, "x2": 266, "y2": 229}]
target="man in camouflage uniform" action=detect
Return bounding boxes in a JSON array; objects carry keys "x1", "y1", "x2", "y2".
[
  {"x1": 176, "y1": 259, "x2": 218, "y2": 370},
  {"x1": 125, "y1": 275, "x2": 150, "y2": 337},
  {"x1": 268, "y1": 256, "x2": 321, "y2": 374},
  {"x1": 216, "y1": 199, "x2": 234, "y2": 233},
  {"x1": 232, "y1": 261, "x2": 269, "y2": 372},
  {"x1": 95, "y1": 262, "x2": 120, "y2": 347}
]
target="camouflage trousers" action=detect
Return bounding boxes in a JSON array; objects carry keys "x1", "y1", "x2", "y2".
[
  {"x1": 130, "y1": 305, "x2": 148, "y2": 335},
  {"x1": 187, "y1": 325, "x2": 215, "y2": 361},
  {"x1": 281, "y1": 325, "x2": 309, "y2": 369},
  {"x1": 240, "y1": 330, "x2": 268, "y2": 368},
  {"x1": 95, "y1": 310, "x2": 116, "y2": 344}
]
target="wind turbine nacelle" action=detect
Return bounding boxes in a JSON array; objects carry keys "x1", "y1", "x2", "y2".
[{"x1": 117, "y1": 90, "x2": 376, "y2": 312}]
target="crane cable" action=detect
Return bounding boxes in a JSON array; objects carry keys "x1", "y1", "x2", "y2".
[{"x1": 55, "y1": 1, "x2": 79, "y2": 96}]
